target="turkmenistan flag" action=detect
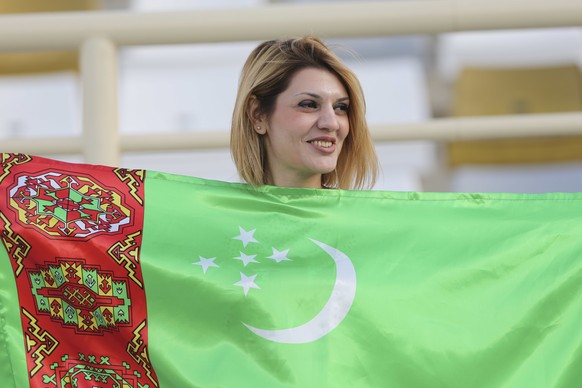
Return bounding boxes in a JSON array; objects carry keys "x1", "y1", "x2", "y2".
[{"x1": 0, "y1": 153, "x2": 581, "y2": 387}]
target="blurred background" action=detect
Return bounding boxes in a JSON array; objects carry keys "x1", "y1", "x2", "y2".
[{"x1": 1, "y1": 0, "x2": 582, "y2": 192}]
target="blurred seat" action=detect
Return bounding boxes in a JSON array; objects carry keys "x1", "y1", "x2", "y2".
[
  {"x1": 0, "y1": 1, "x2": 100, "y2": 140},
  {"x1": 449, "y1": 65, "x2": 582, "y2": 166},
  {"x1": 0, "y1": 0, "x2": 99, "y2": 75}
]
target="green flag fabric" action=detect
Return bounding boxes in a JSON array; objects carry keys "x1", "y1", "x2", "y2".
[{"x1": 1, "y1": 153, "x2": 581, "y2": 387}]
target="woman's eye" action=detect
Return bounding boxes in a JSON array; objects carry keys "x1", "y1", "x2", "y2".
[
  {"x1": 335, "y1": 103, "x2": 349, "y2": 113},
  {"x1": 298, "y1": 100, "x2": 318, "y2": 109}
]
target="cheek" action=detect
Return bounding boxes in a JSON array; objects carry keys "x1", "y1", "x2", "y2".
[
  {"x1": 269, "y1": 110, "x2": 301, "y2": 136},
  {"x1": 273, "y1": 119, "x2": 309, "y2": 142},
  {"x1": 340, "y1": 118, "x2": 350, "y2": 141}
]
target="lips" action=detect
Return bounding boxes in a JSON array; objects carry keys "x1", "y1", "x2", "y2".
[{"x1": 307, "y1": 137, "x2": 337, "y2": 153}]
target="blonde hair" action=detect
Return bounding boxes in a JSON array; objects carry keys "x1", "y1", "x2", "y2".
[{"x1": 231, "y1": 36, "x2": 378, "y2": 190}]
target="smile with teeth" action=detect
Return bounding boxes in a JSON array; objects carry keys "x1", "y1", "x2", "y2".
[{"x1": 309, "y1": 140, "x2": 334, "y2": 148}]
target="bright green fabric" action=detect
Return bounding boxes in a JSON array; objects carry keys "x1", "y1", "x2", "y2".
[
  {"x1": 0, "y1": 233, "x2": 28, "y2": 388},
  {"x1": 140, "y1": 171, "x2": 582, "y2": 387}
]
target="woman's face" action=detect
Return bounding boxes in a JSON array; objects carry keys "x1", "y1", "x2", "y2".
[{"x1": 259, "y1": 67, "x2": 350, "y2": 188}]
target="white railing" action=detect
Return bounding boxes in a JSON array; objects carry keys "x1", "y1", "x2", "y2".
[{"x1": 1, "y1": 0, "x2": 582, "y2": 165}]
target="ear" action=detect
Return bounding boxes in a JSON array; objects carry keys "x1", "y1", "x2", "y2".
[{"x1": 248, "y1": 96, "x2": 267, "y2": 134}]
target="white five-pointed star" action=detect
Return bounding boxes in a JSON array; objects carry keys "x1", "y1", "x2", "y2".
[
  {"x1": 234, "y1": 252, "x2": 259, "y2": 267},
  {"x1": 193, "y1": 256, "x2": 219, "y2": 274},
  {"x1": 267, "y1": 248, "x2": 291, "y2": 263},
  {"x1": 233, "y1": 227, "x2": 258, "y2": 247},
  {"x1": 234, "y1": 272, "x2": 260, "y2": 296}
]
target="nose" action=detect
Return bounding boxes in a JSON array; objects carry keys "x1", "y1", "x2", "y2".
[{"x1": 316, "y1": 104, "x2": 340, "y2": 132}]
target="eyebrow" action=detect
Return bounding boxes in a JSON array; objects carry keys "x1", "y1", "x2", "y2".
[{"x1": 295, "y1": 92, "x2": 349, "y2": 102}]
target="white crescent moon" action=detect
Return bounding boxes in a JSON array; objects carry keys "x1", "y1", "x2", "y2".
[{"x1": 243, "y1": 239, "x2": 356, "y2": 344}]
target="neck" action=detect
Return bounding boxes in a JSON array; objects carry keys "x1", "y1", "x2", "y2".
[{"x1": 271, "y1": 174, "x2": 323, "y2": 189}]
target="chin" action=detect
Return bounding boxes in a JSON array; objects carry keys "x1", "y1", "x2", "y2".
[
  {"x1": 311, "y1": 161, "x2": 339, "y2": 174},
  {"x1": 313, "y1": 168, "x2": 336, "y2": 176}
]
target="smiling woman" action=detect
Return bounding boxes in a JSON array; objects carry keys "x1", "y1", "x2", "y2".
[{"x1": 231, "y1": 36, "x2": 379, "y2": 190}]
